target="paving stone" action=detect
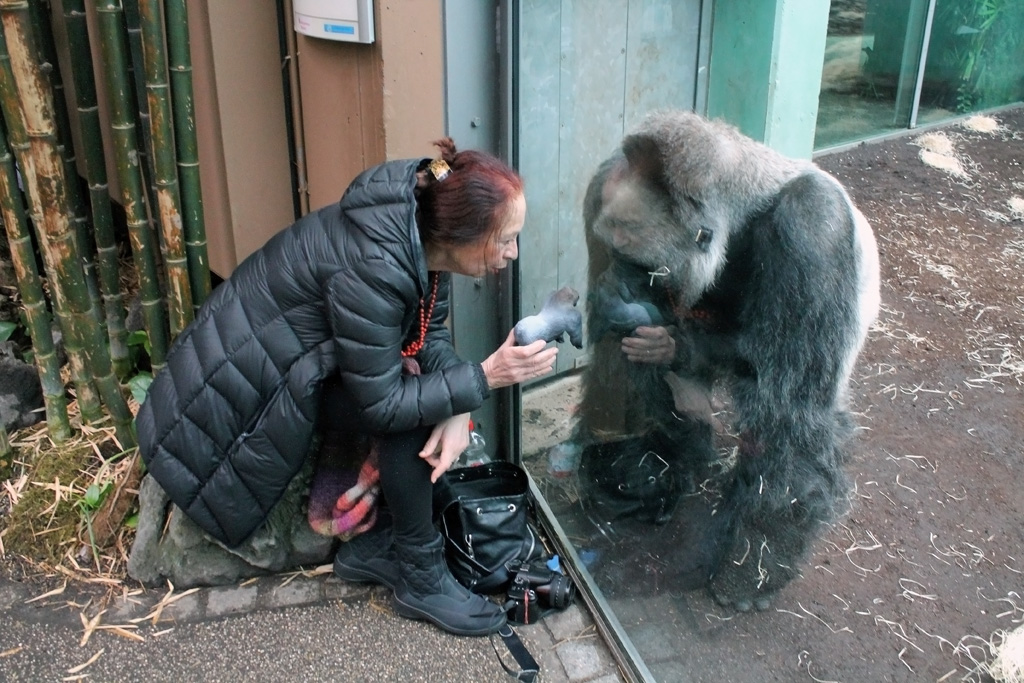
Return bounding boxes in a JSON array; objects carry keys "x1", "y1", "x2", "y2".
[
  {"x1": 107, "y1": 595, "x2": 152, "y2": 623},
  {"x1": 545, "y1": 603, "x2": 590, "y2": 641},
  {"x1": 206, "y1": 584, "x2": 258, "y2": 617},
  {"x1": 323, "y1": 577, "x2": 371, "y2": 601},
  {"x1": 158, "y1": 592, "x2": 204, "y2": 623},
  {"x1": 264, "y1": 577, "x2": 322, "y2": 608},
  {"x1": 556, "y1": 640, "x2": 608, "y2": 681}
]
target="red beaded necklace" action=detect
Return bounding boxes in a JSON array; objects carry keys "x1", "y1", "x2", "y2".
[{"x1": 401, "y1": 272, "x2": 440, "y2": 358}]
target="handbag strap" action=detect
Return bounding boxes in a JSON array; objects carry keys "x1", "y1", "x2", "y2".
[
  {"x1": 490, "y1": 624, "x2": 540, "y2": 682},
  {"x1": 437, "y1": 502, "x2": 495, "y2": 578}
]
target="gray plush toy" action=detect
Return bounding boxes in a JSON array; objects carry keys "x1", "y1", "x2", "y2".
[{"x1": 514, "y1": 286, "x2": 584, "y2": 349}]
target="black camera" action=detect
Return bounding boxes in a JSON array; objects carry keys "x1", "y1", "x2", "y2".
[{"x1": 505, "y1": 559, "x2": 576, "y2": 624}]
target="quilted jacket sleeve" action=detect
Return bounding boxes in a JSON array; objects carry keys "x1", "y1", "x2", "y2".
[
  {"x1": 325, "y1": 259, "x2": 485, "y2": 434},
  {"x1": 415, "y1": 274, "x2": 460, "y2": 373}
]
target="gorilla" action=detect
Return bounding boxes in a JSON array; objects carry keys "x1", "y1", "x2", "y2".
[{"x1": 575, "y1": 110, "x2": 881, "y2": 611}]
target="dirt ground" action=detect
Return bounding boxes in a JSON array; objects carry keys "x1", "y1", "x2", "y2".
[{"x1": 522, "y1": 106, "x2": 1024, "y2": 682}]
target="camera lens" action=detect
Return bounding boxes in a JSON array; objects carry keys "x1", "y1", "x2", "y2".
[{"x1": 535, "y1": 574, "x2": 575, "y2": 609}]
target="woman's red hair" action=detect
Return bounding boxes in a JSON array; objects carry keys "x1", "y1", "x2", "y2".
[{"x1": 416, "y1": 137, "x2": 524, "y2": 246}]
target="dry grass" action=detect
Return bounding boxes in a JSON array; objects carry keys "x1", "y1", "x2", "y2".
[
  {"x1": 0, "y1": 402, "x2": 139, "y2": 593},
  {"x1": 987, "y1": 623, "x2": 1024, "y2": 683},
  {"x1": 962, "y1": 115, "x2": 1002, "y2": 135}
]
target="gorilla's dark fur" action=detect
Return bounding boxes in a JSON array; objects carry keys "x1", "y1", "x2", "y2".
[{"x1": 576, "y1": 111, "x2": 880, "y2": 610}]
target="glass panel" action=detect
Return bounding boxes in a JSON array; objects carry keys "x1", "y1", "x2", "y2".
[
  {"x1": 916, "y1": 0, "x2": 1024, "y2": 125},
  {"x1": 814, "y1": 0, "x2": 931, "y2": 149},
  {"x1": 517, "y1": 1, "x2": 705, "y2": 679}
]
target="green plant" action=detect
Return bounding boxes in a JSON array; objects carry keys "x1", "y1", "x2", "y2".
[
  {"x1": 0, "y1": 319, "x2": 15, "y2": 341},
  {"x1": 127, "y1": 372, "x2": 153, "y2": 404},
  {"x1": 932, "y1": 0, "x2": 1024, "y2": 112},
  {"x1": 125, "y1": 328, "x2": 153, "y2": 403},
  {"x1": 77, "y1": 479, "x2": 112, "y2": 570}
]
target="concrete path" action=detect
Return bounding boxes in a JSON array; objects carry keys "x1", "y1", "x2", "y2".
[{"x1": 0, "y1": 570, "x2": 626, "y2": 682}]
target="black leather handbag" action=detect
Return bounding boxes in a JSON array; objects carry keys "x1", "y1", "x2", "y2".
[{"x1": 434, "y1": 461, "x2": 545, "y2": 594}]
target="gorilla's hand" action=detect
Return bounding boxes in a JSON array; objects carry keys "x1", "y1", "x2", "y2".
[{"x1": 621, "y1": 325, "x2": 676, "y2": 365}]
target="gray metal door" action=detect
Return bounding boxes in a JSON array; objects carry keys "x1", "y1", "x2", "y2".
[
  {"x1": 517, "y1": 0, "x2": 709, "y2": 375},
  {"x1": 443, "y1": 0, "x2": 508, "y2": 452}
]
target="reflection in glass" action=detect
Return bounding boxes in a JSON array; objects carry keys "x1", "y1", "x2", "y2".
[
  {"x1": 814, "y1": 0, "x2": 929, "y2": 149},
  {"x1": 917, "y1": 0, "x2": 1024, "y2": 125},
  {"x1": 815, "y1": 0, "x2": 1023, "y2": 149},
  {"x1": 516, "y1": 2, "x2": 712, "y2": 679}
]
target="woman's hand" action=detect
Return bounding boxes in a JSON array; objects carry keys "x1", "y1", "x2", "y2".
[
  {"x1": 622, "y1": 325, "x2": 676, "y2": 365},
  {"x1": 480, "y1": 330, "x2": 558, "y2": 389},
  {"x1": 419, "y1": 413, "x2": 472, "y2": 483}
]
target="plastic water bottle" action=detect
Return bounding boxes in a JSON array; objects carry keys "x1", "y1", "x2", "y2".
[
  {"x1": 547, "y1": 441, "x2": 582, "y2": 478},
  {"x1": 461, "y1": 419, "x2": 490, "y2": 467}
]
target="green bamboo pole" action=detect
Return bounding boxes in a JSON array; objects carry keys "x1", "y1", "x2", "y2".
[
  {"x1": 0, "y1": 0, "x2": 135, "y2": 447},
  {"x1": 164, "y1": 0, "x2": 209, "y2": 311},
  {"x1": 120, "y1": 0, "x2": 160, "y2": 244},
  {"x1": 136, "y1": 0, "x2": 191, "y2": 335},
  {"x1": 26, "y1": 0, "x2": 102, "y2": 322},
  {"x1": 0, "y1": 18, "x2": 101, "y2": 423},
  {"x1": 0, "y1": 117, "x2": 71, "y2": 441},
  {"x1": 61, "y1": 0, "x2": 130, "y2": 378},
  {"x1": 94, "y1": 0, "x2": 168, "y2": 368}
]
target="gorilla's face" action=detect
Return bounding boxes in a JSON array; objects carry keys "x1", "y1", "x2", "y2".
[
  {"x1": 588, "y1": 151, "x2": 726, "y2": 309},
  {"x1": 591, "y1": 159, "x2": 687, "y2": 271}
]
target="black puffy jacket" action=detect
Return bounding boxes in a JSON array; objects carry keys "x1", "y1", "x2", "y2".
[{"x1": 136, "y1": 159, "x2": 490, "y2": 546}]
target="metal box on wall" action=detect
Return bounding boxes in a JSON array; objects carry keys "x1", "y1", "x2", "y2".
[{"x1": 294, "y1": 0, "x2": 374, "y2": 44}]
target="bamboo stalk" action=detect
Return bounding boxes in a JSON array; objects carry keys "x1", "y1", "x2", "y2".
[
  {"x1": 60, "y1": 0, "x2": 131, "y2": 378},
  {"x1": 164, "y1": 0, "x2": 209, "y2": 311},
  {"x1": 136, "y1": 0, "x2": 191, "y2": 335},
  {"x1": 0, "y1": 0, "x2": 135, "y2": 447},
  {"x1": 0, "y1": 117, "x2": 70, "y2": 441},
  {"x1": 120, "y1": 0, "x2": 159, "y2": 246},
  {"x1": 26, "y1": 0, "x2": 102, "y2": 320},
  {"x1": 93, "y1": 0, "x2": 168, "y2": 368},
  {"x1": 0, "y1": 16, "x2": 101, "y2": 423}
]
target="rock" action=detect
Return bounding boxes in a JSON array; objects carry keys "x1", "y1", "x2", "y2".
[
  {"x1": 128, "y1": 461, "x2": 337, "y2": 588},
  {"x1": 0, "y1": 356, "x2": 44, "y2": 432}
]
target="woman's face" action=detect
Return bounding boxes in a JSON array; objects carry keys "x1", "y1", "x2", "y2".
[{"x1": 449, "y1": 193, "x2": 525, "y2": 277}]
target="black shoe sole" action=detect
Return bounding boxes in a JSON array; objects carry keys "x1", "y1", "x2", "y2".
[{"x1": 392, "y1": 595, "x2": 507, "y2": 637}]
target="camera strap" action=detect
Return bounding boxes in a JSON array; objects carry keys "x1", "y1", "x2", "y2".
[{"x1": 490, "y1": 624, "x2": 540, "y2": 683}]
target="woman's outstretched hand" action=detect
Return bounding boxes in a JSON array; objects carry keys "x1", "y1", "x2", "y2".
[
  {"x1": 420, "y1": 412, "x2": 471, "y2": 483},
  {"x1": 481, "y1": 330, "x2": 558, "y2": 389}
]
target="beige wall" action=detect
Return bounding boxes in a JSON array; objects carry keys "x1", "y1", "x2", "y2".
[
  {"x1": 52, "y1": 0, "x2": 446, "y2": 277},
  {"x1": 295, "y1": 0, "x2": 445, "y2": 211},
  {"x1": 196, "y1": 1, "x2": 296, "y2": 275},
  {"x1": 378, "y1": 0, "x2": 445, "y2": 160}
]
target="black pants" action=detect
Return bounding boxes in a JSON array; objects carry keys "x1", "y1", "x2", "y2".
[
  {"x1": 373, "y1": 426, "x2": 438, "y2": 546},
  {"x1": 319, "y1": 377, "x2": 439, "y2": 546}
]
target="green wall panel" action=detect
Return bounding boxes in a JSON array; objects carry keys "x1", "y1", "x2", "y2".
[{"x1": 708, "y1": 0, "x2": 830, "y2": 159}]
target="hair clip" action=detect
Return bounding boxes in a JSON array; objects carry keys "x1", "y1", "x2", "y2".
[{"x1": 428, "y1": 158, "x2": 451, "y2": 182}]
